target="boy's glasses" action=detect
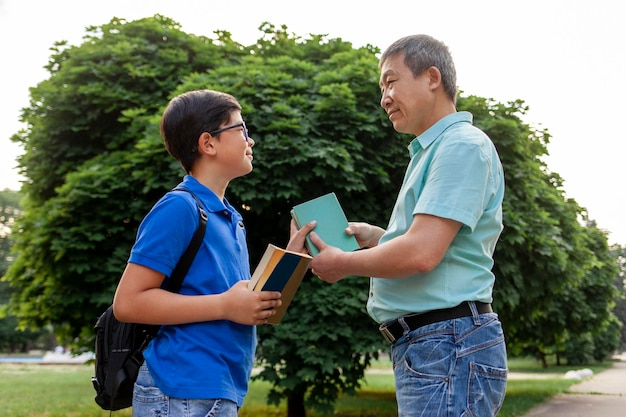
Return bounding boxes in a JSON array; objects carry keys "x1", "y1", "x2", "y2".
[{"x1": 208, "y1": 122, "x2": 250, "y2": 143}]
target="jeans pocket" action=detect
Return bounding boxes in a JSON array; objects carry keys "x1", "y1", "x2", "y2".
[
  {"x1": 133, "y1": 365, "x2": 167, "y2": 405},
  {"x1": 466, "y1": 361, "x2": 507, "y2": 417},
  {"x1": 400, "y1": 332, "x2": 456, "y2": 378}
]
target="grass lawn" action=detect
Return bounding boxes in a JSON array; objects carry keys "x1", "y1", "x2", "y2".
[
  {"x1": 0, "y1": 356, "x2": 615, "y2": 417},
  {"x1": 0, "y1": 363, "x2": 123, "y2": 417}
]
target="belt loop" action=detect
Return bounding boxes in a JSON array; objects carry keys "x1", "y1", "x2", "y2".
[
  {"x1": 468, "y1": 301, "x2": 481, "y2": 325},
  {"x1": 398, "y1": 316, "x2": 411, "y2": 336}
]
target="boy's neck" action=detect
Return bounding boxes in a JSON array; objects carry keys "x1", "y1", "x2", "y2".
[{"x1": 189, "y1": 173, "x2": 228, "y2": 201}]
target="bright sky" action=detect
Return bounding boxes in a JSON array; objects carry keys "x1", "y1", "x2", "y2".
[{"x1": 0, "y1": 0, "x2": 624, "y2": 244}]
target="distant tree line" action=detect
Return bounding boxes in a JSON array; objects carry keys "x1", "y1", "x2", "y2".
[{"x1": 0, "y1": 190, "x2": 56, "y2": 352}]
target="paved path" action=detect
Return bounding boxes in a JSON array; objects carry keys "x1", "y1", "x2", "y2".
[{"x1": 522, "y1": 355, "x2": 626, "y2": 417}]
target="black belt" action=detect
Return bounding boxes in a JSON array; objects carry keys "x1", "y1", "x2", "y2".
[{"x1": 378, "y1": 301, "x2": 493, "y2": 344}]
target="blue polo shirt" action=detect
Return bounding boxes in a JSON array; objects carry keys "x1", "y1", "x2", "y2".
[
  {"x1": 367, "y1": 112, "x2": 505, "y2": 323},
  {"x1": 129, "y1": 175, "x2": 254, "y2": 406}
]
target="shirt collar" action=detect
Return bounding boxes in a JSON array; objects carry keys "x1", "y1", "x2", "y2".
[{"x1": 407, "y1": 111, "x2": 473, "y2": 158}]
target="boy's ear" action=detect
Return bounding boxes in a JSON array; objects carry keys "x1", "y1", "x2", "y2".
[{"x1": 198, "y1": 132, "x2": 217, "y2": 156}]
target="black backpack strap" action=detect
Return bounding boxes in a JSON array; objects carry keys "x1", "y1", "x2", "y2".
[{"x1": 168, "y1": 188, "x2": 208, "y2": 293}]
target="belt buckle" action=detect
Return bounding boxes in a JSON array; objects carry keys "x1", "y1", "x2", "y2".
[{"x1": 379, "y1": 323, "x2": 396, "y2": 344}]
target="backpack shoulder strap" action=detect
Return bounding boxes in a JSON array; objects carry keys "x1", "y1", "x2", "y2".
[{"x1": 167, "y1": 188, "x2": 208, "y2": 293}]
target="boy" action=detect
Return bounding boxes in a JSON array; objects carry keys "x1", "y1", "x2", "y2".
[{"x1": 113, "y1": 89, "x2": 314, "y2": 417}]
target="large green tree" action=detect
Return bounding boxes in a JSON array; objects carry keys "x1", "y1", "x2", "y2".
[{"x1": 5, "y1": 15, "x2": 621, "y2": 416}]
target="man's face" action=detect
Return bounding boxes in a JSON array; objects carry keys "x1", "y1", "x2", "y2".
[{"x1": 379, "y1": 54, "x2": 433, "y2": 136}]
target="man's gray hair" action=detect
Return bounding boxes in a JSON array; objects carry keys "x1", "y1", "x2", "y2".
[{"x1": 380, "y1": 34, "x2": 458, "y2": 103}]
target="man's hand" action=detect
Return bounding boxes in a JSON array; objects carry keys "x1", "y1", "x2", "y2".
[
  {"x1": 309, "y1": 232, "x2": 346, "y2": 283},
  {"x1": 346, "y1": 222, "x2": 385, "y2": 248}
]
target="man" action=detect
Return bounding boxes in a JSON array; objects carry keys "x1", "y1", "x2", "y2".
[{"x1": 308, "y1": 35, "x2": 507, "y2": 416}]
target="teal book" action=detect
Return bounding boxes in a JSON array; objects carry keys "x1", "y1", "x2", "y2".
[
  {"x1": 290, "y1": 192, "x2": 360, "y2": 256},
  {"x1": 248, "y1": 244, "x2": 312, "y2": 324}
]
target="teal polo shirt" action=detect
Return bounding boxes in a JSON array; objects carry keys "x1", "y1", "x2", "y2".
[{"x1": 367, "y1": 112, "x2": 505, "y2": 324}]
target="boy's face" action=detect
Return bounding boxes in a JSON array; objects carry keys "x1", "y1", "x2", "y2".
[{"x1": 213, "y1": 111, "x2": 255, "y2": 179}]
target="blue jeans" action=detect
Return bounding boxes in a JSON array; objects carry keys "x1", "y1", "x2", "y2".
[
  {"x1": 132, "y1": 364, "x2": 239, "y2": 417},
  {"x1": 391, "y1": 304, "x2": 507, "y2": 417}
]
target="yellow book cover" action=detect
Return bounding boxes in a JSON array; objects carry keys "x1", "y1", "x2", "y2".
[
  {"x1": 248, "y1": 244, "x2": 312, "y2": 324},
  {"x1": 290, "y1": 192, "x2": 359, "y2": 256}
]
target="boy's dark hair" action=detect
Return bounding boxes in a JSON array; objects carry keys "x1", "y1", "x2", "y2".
[
  {"x1": 380, "y1": 34, "x2": 458, "y2": 104},
  {"x1": 160, "y1": 89, "x2": 242, "y2": 174}
]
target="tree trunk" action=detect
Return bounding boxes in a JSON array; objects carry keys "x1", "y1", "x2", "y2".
[
  {"x1": 536, "y1": 350, "x2": 548, "y2": 368},
  {"x1": 286, "y1": 391, "x2": 306, "y2": 417}
]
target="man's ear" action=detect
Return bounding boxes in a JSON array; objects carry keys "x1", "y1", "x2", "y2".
[
  {"x1": 198, "y1": 132, "x2": 217, "y2": 156},
  {"x1": 426, "y1": 66, "x2": 443, "y2": 91}
]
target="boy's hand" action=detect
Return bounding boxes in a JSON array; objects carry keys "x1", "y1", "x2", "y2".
[
  {"x1": 221, "y1": 281, "x2": 282, "y2": 325},
  {"x1": 286, "y1": 220, "x2": 316, "y2": 254}
]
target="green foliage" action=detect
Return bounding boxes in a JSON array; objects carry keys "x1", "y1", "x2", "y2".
[
  {"x1": 562, "y1": 332, "x2": 595, "y2": 365},
  {"x1": 0, "y1": 315, "x2": 50, "y2": 353},
  {"x1": 567, "y1": 226, "x2": 622, "y2": 362},
  {"x1": 592, "y1": 316, "x2": 622, "y2": 361}
]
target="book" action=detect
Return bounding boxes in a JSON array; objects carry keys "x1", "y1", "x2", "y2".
[
  {"x1": 290, "y1": 192, "x2": 360, "y2": 256},
  {"x1": 248, "y1": 244, "x2": 312, "y2": 324}
]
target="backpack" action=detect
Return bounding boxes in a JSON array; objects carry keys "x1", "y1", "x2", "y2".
[{"x1": 91, "y1": 188, "x2": 207, "y2": 411}]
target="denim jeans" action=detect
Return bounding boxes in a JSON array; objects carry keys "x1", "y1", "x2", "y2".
[
  {"x1": 132, "y1": 363, "x2": 239, "y2": 417},
  {"x1": 391, "y1": 303, "x2": 508, "y2": 417}
]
